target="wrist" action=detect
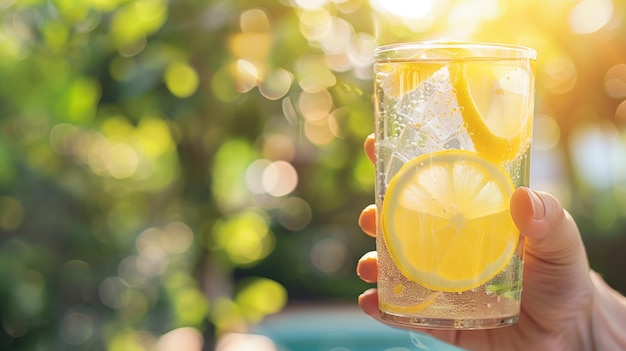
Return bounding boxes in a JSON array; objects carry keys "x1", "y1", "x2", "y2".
[{"x1": 589, "y1": 270, "x2": 626, "y2": 350}]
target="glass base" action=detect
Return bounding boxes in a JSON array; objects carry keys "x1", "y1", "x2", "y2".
[{"x1": 380, "y1": 311, "x2": 519, "y2": 330}]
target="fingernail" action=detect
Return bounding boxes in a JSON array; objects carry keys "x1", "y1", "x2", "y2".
[
  {"x1": 361, "y1": 251, "x2": 377, "y2": 261},
  {"x1": 526, "y1": 187, "x2": 546, "y2": 220},
  {"x1": 358, "y1": 288, "x2": 377, "y2": 300}
]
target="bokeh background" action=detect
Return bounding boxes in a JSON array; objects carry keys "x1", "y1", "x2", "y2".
[{"x1": 1, "y1": 0, "x2": 626, "y2": 349}]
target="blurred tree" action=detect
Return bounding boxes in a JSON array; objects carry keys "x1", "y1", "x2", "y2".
[{"x1": 0, "y1": 0, "x2": 626, "y2": 350}]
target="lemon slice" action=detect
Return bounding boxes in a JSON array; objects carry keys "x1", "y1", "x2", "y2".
[
  {"x1": 376, "y1": 53, "x2": 533, "y2": 164},
  {"x1": 380, "y1": 291, "x2": 441, "y2": 314},
  {"x1": 375, "y1": 61, "x2": 442, "y2": 99},
  {"x1": 382, "y1": 150, "x2": 518, "y2": 292},
  {"x1": 452, "y1": 62, "x2": 534, "y2": 163},
  {"x1": 375, "y1": 46, "x2": 469, "y2": 99}
]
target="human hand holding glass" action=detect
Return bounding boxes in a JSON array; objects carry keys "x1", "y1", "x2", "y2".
[{"x1": 356, "y1": 134, "x2": 626, "y2": 350}]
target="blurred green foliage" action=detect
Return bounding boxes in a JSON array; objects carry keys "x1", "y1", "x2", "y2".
[{"x1": 1, "y1": 0, "x2": 626, "y2": 350}]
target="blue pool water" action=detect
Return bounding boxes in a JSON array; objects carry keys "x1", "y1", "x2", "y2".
[{"x1": 252, "y1": 304, "x2": 468, "y2": 351}]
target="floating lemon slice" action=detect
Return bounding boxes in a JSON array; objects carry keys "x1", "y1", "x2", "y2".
[
  {"x1": 452, "y1": 61, "x2": 534, "y2": 163},
  {"x1": 382, "y1": 150, "x2": 518, "y2": 292},
  {"x1": 375, "y1": 46, "x2": 470, "y2": 99},
  {"x1": 380, "y1": 291, "x2": 441, "y2": 314},
  {"x1": 376, "y1": 51, "x2": 534, "y2": 164},
  {"x1": 375, "y1": 61, "x2": 442, "y2": 99}
]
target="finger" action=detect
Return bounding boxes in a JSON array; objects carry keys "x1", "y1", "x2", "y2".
[
  {"x1": 364, "y1": 134, "x2": 375, "y2": 163},
  {"x1": 356, "y1": 251, "x2": 378, "y2": 283},
  {"x1": 358, "y1": 204, "x2": 377, "y2": 238},
  {"x1": 510, "y1": 186, "x2": 591, "y2": 309},
  {"x1": 510, "y1": 187, "x2": 586, "y2": 267},
  {"x1": 358, "y1": 288, "x2": 381, "y2": 319}
]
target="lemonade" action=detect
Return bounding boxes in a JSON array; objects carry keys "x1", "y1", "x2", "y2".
[{"x1": 373, "y1": 41, "x2": 535, "y2": 329}]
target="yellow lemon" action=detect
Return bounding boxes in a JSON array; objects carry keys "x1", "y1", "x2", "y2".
[
  {"x1": 452, "y1": 61, "x2": 534, "y2": 163},
  {"x1": 375, "y1": 46, "x2": 469, "y2": 99},
  {"x1": 375, "y1": 55, "x2": 533, "y2": 164},
  {"x1": 375, "y1": 61, "x2": 442, "y2": 99},
  {"x1": 382, "y1": 150, "x2": 518, "y2": 292},
  {"x1": 380, "y1": 291, "x2": 441, "y2": 314}
]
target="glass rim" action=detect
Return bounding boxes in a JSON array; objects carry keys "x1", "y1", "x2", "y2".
[{"x1": 374, "y1": 39, "x2": 537, "y2": 61}]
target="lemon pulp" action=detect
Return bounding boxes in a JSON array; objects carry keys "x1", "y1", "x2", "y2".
[
  {"x1": 381, "y1": 150, "x2": 518, "y2": 292},
  {"x1": 451, "y1": 61, "x2": 534, "y2": 163}
]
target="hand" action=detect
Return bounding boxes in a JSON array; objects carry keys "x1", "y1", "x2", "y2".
[{"x1": 356, "y1": 134, "x2": 604, "y2": 350}]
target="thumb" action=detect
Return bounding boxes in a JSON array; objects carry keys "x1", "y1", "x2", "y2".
[{"x1": 510, "y1": 187, "x2": 586, "y2": 267}]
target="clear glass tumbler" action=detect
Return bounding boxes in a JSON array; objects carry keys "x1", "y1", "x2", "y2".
[{"x1": 373, "y1": 40, "x2": 536, "y2": 329}]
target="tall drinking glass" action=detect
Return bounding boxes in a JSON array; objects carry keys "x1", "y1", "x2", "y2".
[{"x1": 373, "y1": 41, "x2": 536, "y2": 329}]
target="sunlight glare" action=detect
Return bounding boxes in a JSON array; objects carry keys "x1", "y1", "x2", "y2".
[
  {"x1": 569, "y1": 0, "x2": 613, "y2": 34},
  {"x1": 616, "y1": 100, "x2": 626, "y2": 122},
  {"x1": 262, "y1": 161, "x2": 298, "y2": 197},
  {"x1": 604, "y1": 64, "x2": 626, "y2": 99},
  {"x1": 569, "y1": 119, "x2": 622, "y2": 190},
  {"x1": 370, "y1": 0, "x2": 433, "y2": 19}
]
